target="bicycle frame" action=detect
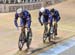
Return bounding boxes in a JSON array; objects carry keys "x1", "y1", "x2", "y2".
[{"x1": 18, "y1": 26, "x2": 32, "y2": 50}]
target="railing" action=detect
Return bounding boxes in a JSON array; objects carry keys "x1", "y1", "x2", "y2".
[{"x1": 0, "y1": 0, "x2": 64, "y2": 13}]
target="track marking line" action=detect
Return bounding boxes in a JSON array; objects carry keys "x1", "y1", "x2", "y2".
[{"x1": 38, "y1": 37, "x2": 75, "y2": 55}]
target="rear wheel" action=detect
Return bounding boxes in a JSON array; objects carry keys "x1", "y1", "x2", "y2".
[
  {"x1": 26, "y1": 30, "x2": 32, "y2": 49},
  {"x1": 48, "y1": 36, "x2": 51, "y2": 42}
]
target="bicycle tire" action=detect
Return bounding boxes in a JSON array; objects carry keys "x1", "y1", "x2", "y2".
[
  {"x1": 26, "y1": 31, "x2": 32, "y2": 49},
  {"x1": 18, "y1": 32, "x2": 25, "y2": 51}
]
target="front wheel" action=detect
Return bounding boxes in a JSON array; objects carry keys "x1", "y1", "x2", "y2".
[
  {"x1": 18, "y1": 32, "x2": 25, "y2": 51},
  {"x1": 18, "y1": 40, "x2": 24, "y2": 51},
  {"x1": 43, "y1": 33, "x2": 47, "y2": 43}
]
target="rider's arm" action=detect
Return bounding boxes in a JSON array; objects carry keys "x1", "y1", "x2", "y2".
[
  {"x1": 14, "y1": 13, "x2": 18, "y2": 27},
  {"x1": 27, "y1": 13, "x2": 31, "y2": 28},
  {"x1": 38, "y1": 12, "x2": 42, "y2": 24},
  {"x1": 55, "y1": 11, "x2": 61, "y2": 22}
]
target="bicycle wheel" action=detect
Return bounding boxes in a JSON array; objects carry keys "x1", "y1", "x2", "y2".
[
  {"x1": 48, "y1": 35, "x2": 51, "y2": 42},
  {"x1": 43, "y1": 32, "x2": 48, "y2": 43},
  {"x1": 26, "y1": 31, "x2": 32, "y2": 49},
  {"x1": 18, "y1": 41, "x2": 24, "y2": 51},
  {"x1": 54, "y1": 23, "x2": 57, "y2": 37},
  {"x1": 18, "y1": 32, "x2": 25, "y2": 51},
  {"x1": 49, "y1": 26, "x2": 54, "y2": 40},
  {"x1": 43, "y1": 25, "x2": 48, "y2": 43}
]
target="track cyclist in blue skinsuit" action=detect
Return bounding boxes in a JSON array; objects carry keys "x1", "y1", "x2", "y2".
[
  {"x1": 14, "y1": 8, "x2": 32, "y2": 49},
  {"x1": 38, "y1": 7, "x2": 53, "y2": 38},
  {"x1": 50, "y1": 8, "x2": 61, "y2": 39}
]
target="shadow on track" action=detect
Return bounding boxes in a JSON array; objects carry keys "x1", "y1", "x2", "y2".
[
  {"x1": 14, "y1": 42, "x2": 57, "y2": 55},
  {"x1": 14, "y1": 35, "x2": 75, "y2": 55}
]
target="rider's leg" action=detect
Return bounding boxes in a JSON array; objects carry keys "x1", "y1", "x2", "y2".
[
  {"x1": 21, "y1": 26, "x2": 27, "y2": 42},
  {"x1": 27, "y1": 21, "x2": 32, "y2": 37},
  {"x1": 54, "y1": 22, "x2": 58, "y2": 38},
  {"x1": 21, "y1": 26, "x2": 25, "y2": 33},
  {"x1": 49, "y1": 22, "x2": 52, "y2": 32},
  {"x1": 20, "y1": 19, "x2": 26, "y2": 38},
  {"x1": 44, "y1": 23, "x2": 48, "y2": 34},
  {"x1": 26, "y1": 21, "x2": 32, "y2": 49},
  {"x1": 27, "y1": 28, "x2": 32, "y2": 35}
]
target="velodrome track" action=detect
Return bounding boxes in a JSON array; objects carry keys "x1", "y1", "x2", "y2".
[{"x1": 0, "y1": 0, "x2": 75, "y2": 55}]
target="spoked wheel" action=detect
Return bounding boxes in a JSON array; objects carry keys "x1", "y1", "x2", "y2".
[
  {"x1": 43, "y1": 33, "x2": 47, "y2": 43},
  {"x1": 43, "y1": 25, "x2": 48, "y2": 43},
  {"x1": 26, "y1": 31, "x2": 32, "y2": 49},
  {"x1": 18, "y1": 32, "x2": 25, "y2": 51},
  {"x1": 49, "y1": 26, "x2": 54, "y2": 42},
  {"x1": 18, "y1": 40, "x2": 24, "y2": 51},
  {"x1": 48, "y1": 36, "x2": 51, "y2": 42},
  {"x1": 49, "y1": 26, "x2": 57, "y2": 44},
  {"x1": 49, "y1": 33, "x2": 53, "y2": 42}
]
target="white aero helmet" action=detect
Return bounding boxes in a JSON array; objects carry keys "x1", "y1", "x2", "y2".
[
  {"x1": 16, "y1": 8, "x2": 23, "y2": 14},
  {"x1": 40, "y1": 7, "x2": 45, "y2": 13}
]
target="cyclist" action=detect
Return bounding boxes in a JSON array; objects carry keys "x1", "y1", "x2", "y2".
[
  {"x1": 14, "y1": 8, "x2": 32, "y2": 49},
  {"x1": 38, "y1": 7, "x2": 53, "y2": 37},
  {"x1": 50, "y1": 8, "x2": 61, "y2": 38}
]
